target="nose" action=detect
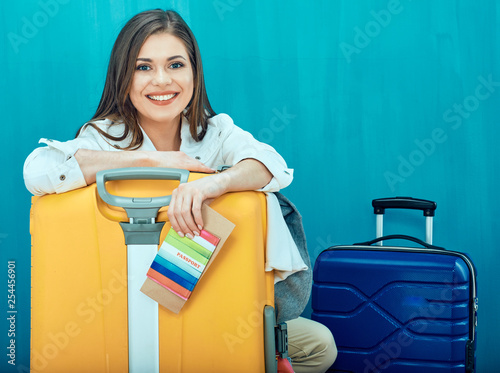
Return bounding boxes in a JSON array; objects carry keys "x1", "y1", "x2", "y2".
[{"x1": 153, "y1": 68, "x2": 172, "y2": 86}]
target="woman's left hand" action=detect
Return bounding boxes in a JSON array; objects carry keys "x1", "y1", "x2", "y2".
[
  {"x1": 167, "y1": 159, "x2": 272, "y2": 238},
  {"x1": 167, "y1": 173, "x2": 229, "y2": 238}
]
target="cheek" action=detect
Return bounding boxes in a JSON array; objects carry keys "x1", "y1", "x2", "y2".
[
  {"x1": 182, "y1": 73, "x2": 194, "y2": 98},
  {"x1": 130, "y1": 75, "x2": 148, "y2": 100}
]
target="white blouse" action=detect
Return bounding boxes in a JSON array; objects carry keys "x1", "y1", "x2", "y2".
[{"x1": 23, "y1": 113, "x2": 294, "y2": 195}]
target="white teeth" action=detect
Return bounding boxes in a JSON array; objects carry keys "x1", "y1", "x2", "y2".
[{"x1": 148, "y1": 93, "x2": 176, "y2": 101}]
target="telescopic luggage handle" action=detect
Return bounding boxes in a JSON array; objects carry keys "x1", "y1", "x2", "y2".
[
  {"x1": 97, "y1": 167, "x2": 190, "y2": 373},
  {"x1": 372, "y1": 197, "x2": 437, "y2": 245},
  {"x1": 96, "y1": 167, "x2": 190, "y2": 221},
  {"x1": 372, "y1": 197, "x2": 437, "y2": 216}
]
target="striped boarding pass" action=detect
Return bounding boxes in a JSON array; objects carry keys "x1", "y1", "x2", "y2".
[
  {"x1": 145, "y1": 228, "x2": 221, "y2": 302},
  {"x1": 165, "y1": 231, "x2": 213, "y2": 261},
  {"x1": 192, "y1": 230, "x2": 219, "y2": 252},
  {"x1": 141, "y1": 204, "x2": 235, "y2": 314},
  {"x1": 157, "y1": 244, "x2": 203, "y2": 279},
  {"x1": 147, "y1": 267, "x2": 192, "y2": 300}
]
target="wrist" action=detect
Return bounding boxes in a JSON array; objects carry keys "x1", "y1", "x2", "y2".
[
  {"x1": 137, "y1": 151, "x2": 157, "y2": 167},
  {"x1": 213, "y1": 171, "x2": 231, "y2": 194}
]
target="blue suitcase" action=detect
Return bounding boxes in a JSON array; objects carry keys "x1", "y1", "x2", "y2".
[{"x1": 311, "y1": 197, "x2": 477, "y2": 372}]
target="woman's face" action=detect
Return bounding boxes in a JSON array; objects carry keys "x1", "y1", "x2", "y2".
[{"x1": 129, "y1": 32, "x2": 194, "y2": 129}]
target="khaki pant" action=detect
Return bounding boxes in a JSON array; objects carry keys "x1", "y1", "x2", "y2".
[{"x1": 286, "y1": 317, "x2": 337, "y2": 373}]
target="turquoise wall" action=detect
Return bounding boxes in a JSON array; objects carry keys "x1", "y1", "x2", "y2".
[{"x1": 2, "y1": 0, "x2": 499, "y2": 371}]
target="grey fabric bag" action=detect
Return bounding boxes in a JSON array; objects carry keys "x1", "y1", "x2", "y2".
[{"x1": 273, "y1": 192, "x2": 313, "y2": 324}]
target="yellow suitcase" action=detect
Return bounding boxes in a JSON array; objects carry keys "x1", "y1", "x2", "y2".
[{"x1": 30, "y1": 168, "x2": 278, "y2": 373}]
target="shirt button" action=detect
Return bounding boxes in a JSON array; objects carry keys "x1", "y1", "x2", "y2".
[
  {"x1": 195, "y1": 156, "x2": 201, "y2": 160},
  {"x1": 59, "y1": 175, "x2": 66, "y2": 181},
  {"x1": 66, "y1": 155, "x2": 72, "y2": 161}
]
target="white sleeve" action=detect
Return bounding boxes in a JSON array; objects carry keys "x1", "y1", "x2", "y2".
[
  {"x1": 23, "y1": 126, "x2": 112, "y2": 195},
  {"x1": 217, "y1": 114, "x2": 294, "y2": 192}
]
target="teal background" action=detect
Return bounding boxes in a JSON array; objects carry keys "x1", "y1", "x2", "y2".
[{"x1": 1, "y1": 0, "x2": 499, "y2": 371}]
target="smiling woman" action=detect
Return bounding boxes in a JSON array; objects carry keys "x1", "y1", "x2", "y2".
[{"x1": 23, "y1": 9, "x2": 289, "y2": 238}]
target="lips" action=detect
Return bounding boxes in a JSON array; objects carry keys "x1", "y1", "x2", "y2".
[{"x1": 145, "y1": 91, "x2": 179, "y2": 106}]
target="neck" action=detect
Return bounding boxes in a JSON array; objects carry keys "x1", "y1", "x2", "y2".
[{"x1": 139, "y1": 115, "x2": 182, "y2": 151}]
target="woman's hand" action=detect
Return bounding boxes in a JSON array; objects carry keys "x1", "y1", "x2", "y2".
[
  {"x1": 147, "y1": 151, "x2": 215, "y2": 174},
  {"x1": 167, "y1": 173, "x2": 229, "y2": 238},
  {"x1": 167, "y1": 159, "x2": 272, "y2": 238}
]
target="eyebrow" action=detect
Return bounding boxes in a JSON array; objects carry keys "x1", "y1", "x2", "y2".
[{"x1": 136, "y1": 55, "x2": 187, "y2": 62}]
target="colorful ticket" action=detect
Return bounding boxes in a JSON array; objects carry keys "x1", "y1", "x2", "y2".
[
  {"x1": 141, "y1": 204, "x2": 235, "y2": 314},
  {"x1": 145, "y1": 228, "x2": 222, "y2": 301},
  {"x1": 165, "y1": 231, "x2": 212, "y2": 261},
  {"x1": 157, "y1": 244, "x2": 203, "y2": 279},
  {"x1": 159, "y1": 240, "x2": 206, "y2": 273}
]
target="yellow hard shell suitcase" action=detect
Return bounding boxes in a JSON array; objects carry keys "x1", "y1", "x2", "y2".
[{"x1": 30, "y1": 168, "x2": 277, "y2": 373}]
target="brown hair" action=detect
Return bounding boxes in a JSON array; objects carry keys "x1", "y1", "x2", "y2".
[{"x1": 77, "y1": 9, "x2": 215, "y2": 148}]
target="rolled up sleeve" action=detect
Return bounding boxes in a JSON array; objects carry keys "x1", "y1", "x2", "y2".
[
  {"x1": 23, "y1": 138, "x2": 88, "y2": 195},
  {"x1": 217, "y1": 115, "x2": 294, "y2": 192},
  {"x1": 23, "y1": 120, "x2": 125, "y2": 195}
]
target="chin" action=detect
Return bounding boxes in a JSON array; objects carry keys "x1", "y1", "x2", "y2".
[{"x1": 146, "y1": 113, "x2": 182, "y2": 125}]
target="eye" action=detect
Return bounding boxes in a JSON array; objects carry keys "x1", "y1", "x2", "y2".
[
  {"x1": 136, "y1": 65, "x2": 151, "y2": 71},
  {"x1": 170, "y1": 62, "x2": 184, "y2": 69}
]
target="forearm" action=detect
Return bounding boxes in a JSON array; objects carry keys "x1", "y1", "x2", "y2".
[
  {"x1": 75, "y1": 149, "x2": 151, "y2": 185},
  {"x1": 216, "y1": 158, "x2": 273, "y2": 194},
  {"x1": 75, "y1": 148, "x2": 217, "y2": 185}
]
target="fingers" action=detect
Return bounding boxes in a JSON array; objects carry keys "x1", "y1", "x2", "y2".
[
  {"x1": 191, "y1": 197, "x2": 204, "y2": 232},
  {"x1": 172, "y1": 152, "x2": 216, "y2": 174},
  {"x1": 167, "y1": 175, "x2": 226, "y2": 238},
  {"x1": 151, "y1": 151, "x2": 216, "y2": 174},
  {"x1": 193, "y1": 163, "x2": 216, "y2": 174},
  {"x1": 179, "y1": 153, "x2": 215, "y2": 174},
  {"x1": 168, "y1": 184, "x2": 204, "y2": 239}
]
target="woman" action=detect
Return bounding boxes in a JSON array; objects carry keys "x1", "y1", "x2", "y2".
[{"x1": 24, "y1": 9, "x2": 336, "y2": 372}]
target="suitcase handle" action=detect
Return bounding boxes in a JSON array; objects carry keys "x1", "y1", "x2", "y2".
[
  {"x1": 354, "y1": 234, "x2": 446, "y2": 251},
  {"x1": 372, "y1": 197, "x2": 437, "y2": 216},
  {"x1": 96, "y1": 167, "x2": 190, "y2": 220}
]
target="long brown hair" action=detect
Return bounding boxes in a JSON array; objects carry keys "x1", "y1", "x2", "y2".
[{"x1": 77, "y1": 9, "x2": 215, "y2": 148}]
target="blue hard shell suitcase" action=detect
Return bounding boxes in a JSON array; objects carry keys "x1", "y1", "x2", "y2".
[{"x1": 311, "y1": 197, "x2": 477, "y2": 373}]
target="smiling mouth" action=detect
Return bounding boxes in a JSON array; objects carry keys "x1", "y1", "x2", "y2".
[{"x1": 147, "y1": 93, "x2": 178, "y2": 101}]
